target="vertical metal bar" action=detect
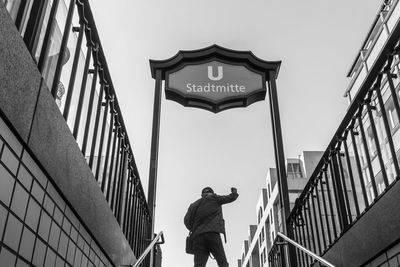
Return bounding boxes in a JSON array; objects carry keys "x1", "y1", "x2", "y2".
[
  {"x1": 385, "y1": 69, "x2": 400, "y2": 121},
  {"x1": 14, "y1": 0, "x2": 28, "y2": 30},
  {"x1": 367, "y1": 102, "x2": 389, "y2": 187},
  {"x1": 82, "y1": 62, "x2": 99, "y2": 156},
  {"x1": 73, "y1": 45, "x2": 92, "y2": 139},
  {"x1": 336, "y1": 151, "x2": 353, "y2": 223},
  {"x1": 268, "y1": 73, "x2": 297, "y2": 267},
  {"x1": 101, "y1": 107, "x2": 115, "y2": 192},
  {"x1": 343, "y1": 135, "x2": 361, "y2": 217},
  {"x1": 111, "y1": 134, "x2": 122, "y2": 211},
  {"x1": 357, "y1": 113, "x2": 379, "y2": 198},
  {"x1": 124, "y1": 170, "x2": 132, "y2": 235},
  {"x1": 315, "y1": 179, "x2": 327, "y2": 251},
  {"x1": 324, "y1": 168, "x2": 338, "y2": 239},
  {"x1": 51, "y1": 0, "x2": 75, "y2": 98},
  {"x1": 295, "y1": 223, "x2": 305, "y2": 267},
  {"x1": 148, "y1": 69, "x2": 163, "y2": 247},
  {"x1": 37, "y1": 0, "x2": 61, "y2": 71},
  {"x1": 375, "y1": 84, "x2": 400, "y2": 179},
  {"x1": 127, "y1": 176, "x2": 135, "y2": 242},
  {"x1": 350, "y1": 127, "x2": 369, "y2": 208},
  {"x1": 328, "y1": 159, "x2": 345, "y2": 232},
  {"x1": 63, "y1": 24, "x2": 84, "y2": 120},
  {"x1": 293, "y1": 224, "x2": 301, "y2": 266},
  {"x1": 305, "y1": 198, "x2": 316, "y2": 254},
  {"x1": 300, "y1": 212, "x2": 309, "y2": 266},
  {"x1": 94, "y1": 97, "x2": 109, "y2": 181},
  {"x1": 302, "y1": 208, "x2": 311, "y2": 266},
  {"x1": 106, "y1": 122, "x2": 118, "y2": 202},
  {"x1": 23, "y1": 0, "x2": 48, "y2": 51},
  {"x1": 131, "y1": 186, "x2": 139, "y2": 250},
  {"x1": 319, "y1": 174, "x2": 332, "y2": 245},
  {"x1": 116, "y1": 146, "x2": 128, "y2": 222},
  {"x1": 310, "y1": 188, "x2": 322, "y2": 254},
  {"x1": 89, "y1": 83, "x2": 105, "y2": 168}
]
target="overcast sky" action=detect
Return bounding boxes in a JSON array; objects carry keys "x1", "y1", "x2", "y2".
[{"x1": 91, "y1": 1, "x2": 382, "y2": 266}]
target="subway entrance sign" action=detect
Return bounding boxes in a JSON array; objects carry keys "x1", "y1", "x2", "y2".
[
  {"x1": 150, "y1": 45, "x2": 280, "y2": 113},
  {"x1": 166, "y1": 60, "x2": 265, "y2": 112}
]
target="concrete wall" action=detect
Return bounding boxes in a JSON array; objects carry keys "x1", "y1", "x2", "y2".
[
  {"x1": 318, "y1": 179, "x2": 400, "y2": 266},
  {"x1": 0, "y1": 5, "x2": 136, "y2": 266}
]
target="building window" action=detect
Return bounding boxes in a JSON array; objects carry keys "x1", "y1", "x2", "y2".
[
  {"x1": 258, "y1": 207, "x2": 263, "y2": 224},
  {"x1": 287, "y1": 163, "x2": 302, "y2": 178}
]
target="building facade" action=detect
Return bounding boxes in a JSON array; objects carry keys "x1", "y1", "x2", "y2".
[
  {"x1": 238, "y1": 151, "x2": 323, "y2": 267},
  {"x1": 0, "y1": 0, "x2": 155, "y2": 266}
]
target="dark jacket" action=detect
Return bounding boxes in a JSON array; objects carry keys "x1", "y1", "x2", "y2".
[{"x1": 184, "y1": 192, "x2": 238, "y2": 239}]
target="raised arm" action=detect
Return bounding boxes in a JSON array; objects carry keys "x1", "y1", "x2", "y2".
[{"x1": 216, "y1": 187, "x2": 239, "y2": 204}]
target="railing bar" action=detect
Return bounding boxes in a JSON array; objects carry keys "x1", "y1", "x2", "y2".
[
  {"x1": 343, "y1": 136, "x2": 361, "y2": 217},
  {"x1": 310, "y1": 188, "x2": 322, "y2": 254},
  {"x1": 319, "y1": 174, "x2": 332, "y2": 245},
  {"x1": 63, "y1": 24, "x2": 84, "y2": 121},
  {"x1": 37, "y1": 0, "x2": 61, "y2": 71},
  {"x1": 315, "y1": 178, "x2": 327, "y2": 250},
  {"x1": 296, "y1": 224, "x2": 306, "y2": 267},
  {"x1": 51, "y1": 0, "x2": 75, "y2": 98},
  {"x1": 101, "y1": 110, "x2": 114, "y2": 192},
  {"x1": 375, "y1": 82, "x2": 400, "y2": 179},
  {"x1": 126, "y1": 177, "x2": 135, "y2": 243},
  {"x1": 81, "y1": 63, "x2": 98, "y2": 156},
  {"x1": 292, "y1": 224, "x2": 302, "y2": 266},
  {"x1": 324, "y1": 168, "x2": 338, "y2": 239},
  {"x1": 302, "y1": 207, "x2": 312, "y2": 266},
  {"x1": 299, "y1": 211, "x2": 309, "y2": 266},
  {"x1": 367, "y1": 101, "x2": 390, "y2": 187},
  {"x1": 358, "y1": 113, "x2": 379, "y2": 198},
  {"x1": 350, "y1": 128, "x2": 370, "y2": 208},
  {"x1": 276, "y1": 232, "x2": 336, "y2": 267},
  {"x1": 336, "y1": 151, "x2": 353, "y2": 224},
  {"x1": 306, "y1": 198, "x2": 317, "y2": 254},
  {"x1": 329, "y1": 158, "x2": 347, "y2": 231},
  {"x1": 386, "y1": 69, "x2": 400, "y2": 128},
  {"x1": 110, "y1": 134, "x2": 122, "y2": 210},
  {"x1": 88, "y1": 83, "x2": 104, "y2": 168},
  {"x1": 73, "y1": 44, "x2": 92, "y2": 139},
  {"x1": 106, "y1": 122, "x2": 118, "y2": 202},
  {"x1": 94, "y1": 99, "x2": 109, "y2": 181},
  {"x1": 123, "y1": 173, "x2": 132, "y2": 235},
  {"x1": 116, "y1": 146, "x2": 127, "y2": 222}
]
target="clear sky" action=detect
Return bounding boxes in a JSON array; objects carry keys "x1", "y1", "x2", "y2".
[{"x1": 91, "y1": 1, "x2": 382, "y2": 266}]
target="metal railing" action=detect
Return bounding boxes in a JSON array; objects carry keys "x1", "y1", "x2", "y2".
[
  {"x1": 129, "y1": 231, "x2": 165, "y2": 267},
  {"x1": 268, "y1": 232, "x2": 335, "y2": 267},
  {"x1": 270, "y1": 2, "x2": 400, "y2": 266},
  {"x1": 4, "y1": 0, "x2": 152, "y2": 259}
]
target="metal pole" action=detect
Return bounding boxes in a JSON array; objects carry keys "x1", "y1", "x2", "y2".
[
  {"x1": 268, "y1": 72, "x2": 297, "y2": 267},
  {"x1": 148, "y1": 69, "x2": 163, "y2": 267}
]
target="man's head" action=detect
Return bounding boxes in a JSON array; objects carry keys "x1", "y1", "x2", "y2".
[{"x1": 201, "y1": 187, "x2": 214, "y2": 196}]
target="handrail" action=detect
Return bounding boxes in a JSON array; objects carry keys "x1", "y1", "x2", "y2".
[
  {"x1": 276, "y1": 232, "x2": 335, "y2": 267},
  {"x1": 121, "y1": 231, "x2": 165, "y2": 267}
]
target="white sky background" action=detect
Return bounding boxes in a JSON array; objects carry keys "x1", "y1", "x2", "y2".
[{"x1": 91, "y1": 1, "x2": 382, "y2": 266}]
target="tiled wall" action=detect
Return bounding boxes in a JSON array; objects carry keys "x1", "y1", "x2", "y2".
[
  {"x1": 0, "y1": 116, "x2": 113, "y2": 267},
  {"x1": 363, "y1": 241, "x2": 400, "y2": 267}
]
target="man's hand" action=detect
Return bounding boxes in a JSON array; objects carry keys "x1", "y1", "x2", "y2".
[{"x1": 231, "y1": 187, "x2": 237, "y2": 194}]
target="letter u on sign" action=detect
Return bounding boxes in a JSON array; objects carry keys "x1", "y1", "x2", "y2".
[{"x1": 207, "y1": 66, "x2": 223, "y2": 81}]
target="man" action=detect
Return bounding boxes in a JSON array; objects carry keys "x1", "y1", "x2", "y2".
[{"x1": 184, "y1": 187, "x2": 239, "y2": 267}]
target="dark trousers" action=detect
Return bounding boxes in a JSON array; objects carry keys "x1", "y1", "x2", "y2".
[{"x1": 193, "y1": 232, "x2": 229, "y2": 267}]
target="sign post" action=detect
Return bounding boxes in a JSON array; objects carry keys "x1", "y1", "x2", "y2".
[{"x1": 148, "y1": 45, "x2": 296, "y2": 266}]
